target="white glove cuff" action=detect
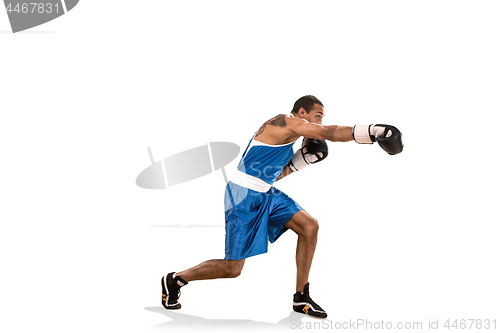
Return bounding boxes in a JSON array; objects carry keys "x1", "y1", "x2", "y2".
[
  {"x1": 353, "y1": 124, "x2": 374, "y2": 144},
  {"x1": 289, "y1": 149, "x2": 309, "y2": 172}
]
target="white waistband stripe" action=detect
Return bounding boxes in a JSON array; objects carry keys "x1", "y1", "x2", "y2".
[{"x1": 230, "y1": 170, "x2": 272, "y2": 193}]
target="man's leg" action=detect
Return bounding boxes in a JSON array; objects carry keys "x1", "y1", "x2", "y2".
[
  {"x1": 176, "y1": 259, "x2": 245, "y2": 282},
  {"x1": 284, "y1": 210, "x2": 327, "y2": 318},
  {"x1": 162, "y1": 259, "x2": 245, "y2": 310},
  {"x1": 284, "y1": 210, "x2": 319, "y2": 293}
]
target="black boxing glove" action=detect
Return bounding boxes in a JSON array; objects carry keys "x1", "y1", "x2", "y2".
[
  {"x1": 353, "y1": 124, "x2": 404, "y2": 155},
  {"x1": 288, "y1": 138, "x2": 329, "y2": 172}
]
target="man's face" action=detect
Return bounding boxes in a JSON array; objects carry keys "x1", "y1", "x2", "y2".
[{"x1": 301, "y1": 103, "x2": 325, "y2": 125}]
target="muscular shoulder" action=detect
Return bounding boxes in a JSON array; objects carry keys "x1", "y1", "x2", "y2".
[
  {"x1": 268, "y1": 114, "x2": 289, "y2": 127},
  {"x1": 284, "y1": 115, "x2": 308, "y2": 127},
  {"x1": 263, "y1": 114, "x2": 306, "y2": 127},
  {"x1": 255, "y1": 114, "x2": 287, "y2": 137},
  {"x1": 254, "y1": 114, "x2": 305, "y2": 144}
]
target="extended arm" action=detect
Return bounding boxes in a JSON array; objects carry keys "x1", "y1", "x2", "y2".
[
  {"x1": 277, "y1": 120, "x2": 404, "y2": 181},
  {"x1": 288, "y1": 119, "x2": 354, "y2": 143},
  {"x1": 289, "y1": 119, "x2": 403, "y2": 155}
]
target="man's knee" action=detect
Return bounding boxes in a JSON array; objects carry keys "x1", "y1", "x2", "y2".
[
  {"x1": 223, "y1": 260, "x2": 244, "y2": 278},
  {"x1": 305, "y1": 217, "x2": 319, "y2": 237},
  {"x1": 227, "y1": 266, "x2": 242, "y2": 278},
  {"x1": 286, "y1": 211, "x2": 319, "y2": 238},
  {"x1": 295, "y1": 214, "x2": 319, "y2": 237}
]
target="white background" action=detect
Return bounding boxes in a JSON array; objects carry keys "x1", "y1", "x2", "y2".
[{"x1": 1, "y1": 1, "x2": 499, "y2": 332}]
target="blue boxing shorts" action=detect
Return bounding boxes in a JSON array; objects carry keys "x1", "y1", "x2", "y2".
[{"x1": 224, "y1": 181, "x2": 303, "y2": 260}]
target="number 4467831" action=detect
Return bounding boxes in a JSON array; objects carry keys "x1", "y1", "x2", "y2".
[
  {"x1": 6, "y1": 3, "x2": 60, "y2": 14},
  {"x1": 444, "y1": 319, "x2": 496, "y2": 330}
]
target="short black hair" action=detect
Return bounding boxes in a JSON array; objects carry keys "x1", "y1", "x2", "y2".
[{"x1": 291, "y1": 95, "x2": 323, "y2": 114}]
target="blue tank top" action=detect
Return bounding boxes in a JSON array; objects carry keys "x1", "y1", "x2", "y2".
[{"x1": 237, "y1": 135, "x2": 295, "y2": 185}]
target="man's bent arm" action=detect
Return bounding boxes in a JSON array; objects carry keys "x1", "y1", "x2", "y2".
[{"x1": 275, "y1": 164, "x2": 293, "y2": 181}]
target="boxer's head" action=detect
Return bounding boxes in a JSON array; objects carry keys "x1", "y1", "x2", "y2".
[{"x1": 291, "y1": 95, "x2": 324, "y2": 124}]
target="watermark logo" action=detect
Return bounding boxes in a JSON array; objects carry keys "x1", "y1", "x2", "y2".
[
  {"x1": 136, "y1": 142, "x2": 240, "y2": 189},
  {"x1": 3, "y1": 0, "x2": 79, "y2": 33}
]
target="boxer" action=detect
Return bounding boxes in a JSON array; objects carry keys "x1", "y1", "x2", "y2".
[{"x1": 161, "y1": 95, "x2": 403, "y2": 318}]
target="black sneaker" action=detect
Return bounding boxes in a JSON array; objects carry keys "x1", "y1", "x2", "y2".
[
  {"x1": 293, "y1": 282, "x2": 327, "y2": 318},
  {"x1": 161, "y1": 272, "x2": 188, "y2": 310}
]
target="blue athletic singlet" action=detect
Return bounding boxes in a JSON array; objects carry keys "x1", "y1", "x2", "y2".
[
  {"x1": 224, "y1": 133, "x2": 303, "y2": 260},
  {"x1": 237, "y1": 136, "x2": 295, "y2": 184}
]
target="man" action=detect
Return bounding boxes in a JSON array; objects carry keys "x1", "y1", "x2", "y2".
[{"x1": 161, "y1": 95, "x2": 403, "y2": 318}]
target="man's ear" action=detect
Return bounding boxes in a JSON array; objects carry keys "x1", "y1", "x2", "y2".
[{"x1": 298, "y1": 107, "x2": 307, "y2": 118}]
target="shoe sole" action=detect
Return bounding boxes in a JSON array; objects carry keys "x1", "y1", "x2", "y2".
[
  {"x1": 161, "y1": 275, "x2": 181, "y2": 310},
  {"x1": 293, "y1": 302, "x2": 327, "y2": 318}
]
